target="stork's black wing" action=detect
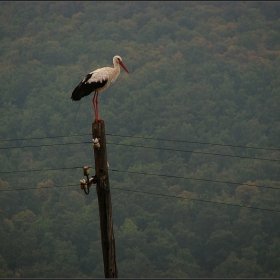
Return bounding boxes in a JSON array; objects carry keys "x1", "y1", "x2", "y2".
[{"x1": 71, "y1": 73, "x2": 107, "y2": 101}]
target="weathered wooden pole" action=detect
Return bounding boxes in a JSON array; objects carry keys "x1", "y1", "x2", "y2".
[{"x1": 92, "y1": 120, "x2": 118, "y2": 278}]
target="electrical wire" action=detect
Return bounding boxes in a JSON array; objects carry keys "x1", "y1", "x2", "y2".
[
  {"x1": 1, "y1": 132, "x2": 279, "y2": 152},
  {"x1": 0, "y1": 134, "x2": 90, "y2": 142},
  {"x1": 0, "y1": 167, "x2": 82, "y2": 174},
  {"x1": 110, "y1": 187, "x2": 280, "y2": 213},
  {"x1": 0, "y1": 182, "x2": 279, "y2": 213},
  {"x1": 0, "y1": 142, "x2": 90, "y2": 150},
  {"x1": 0, "y1": 183, "x2": 77, "y2": 192},
  {"x1": 107, "y1": 133, "x2": 280, "y2": 152},
  {"x1": 0, "y1": 166, "x2": 279, "y2": 191},
  {"x1": 107, "y1": 142, "x2": 280, "y2": 162},
  {"x1": 109, "y1": 168, "x2": 280, "y2": 190},
  {"x1": 0, "y1": 141, "x2": 279, "y2": 163}
]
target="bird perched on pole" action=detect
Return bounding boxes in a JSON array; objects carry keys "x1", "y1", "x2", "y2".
[{"x1": 71, "y1": 55, "x2": 129, "y2": 122}]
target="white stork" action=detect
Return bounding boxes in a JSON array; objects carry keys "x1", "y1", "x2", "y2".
[{"x1": 71, "y1": 55, "x2": 129, "y2": 121}]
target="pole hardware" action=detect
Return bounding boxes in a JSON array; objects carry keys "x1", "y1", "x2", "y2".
[
  {"x1": 79, "y1": 166, "x2": 98, "y2": 195},
  {"x1": 93, "y1": 138, "x2": 100, "y2": 149}
]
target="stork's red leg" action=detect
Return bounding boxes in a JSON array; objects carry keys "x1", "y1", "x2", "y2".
[
  {"x1": 95, "y1": 92, "x2": 99, "y2": 121},
  {"x1": 92, "y1": 92, "x2": 96, "y2": 118},
  {"x1": 92, "y1": 91, "x2": 97, "y2": 121},
  {"x1": 92, "y1": 91, "x2": 100, "y2": 122}
]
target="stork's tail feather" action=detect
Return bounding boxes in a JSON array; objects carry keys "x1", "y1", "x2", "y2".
[
  {"x1": 71, "y1": 82, "x2": 86, "y2": 101},
  {"x1": 71, "y1": 75, "x2": 107, "y2": 101}
]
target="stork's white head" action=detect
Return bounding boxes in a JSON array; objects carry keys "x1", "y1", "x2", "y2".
[{"x1": 113, "y1": 55, "x2": 129, "y2": 73}]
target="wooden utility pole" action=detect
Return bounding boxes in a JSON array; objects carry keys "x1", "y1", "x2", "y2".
[{"x1": 92, "y1": 120, "x2": 118, "y2": 278}]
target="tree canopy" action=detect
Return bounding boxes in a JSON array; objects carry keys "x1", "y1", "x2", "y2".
[{"x1": 0, "y1": 1, "x2": 280, "y2": 278}]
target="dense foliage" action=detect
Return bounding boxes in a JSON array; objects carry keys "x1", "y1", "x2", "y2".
[{"x1": 0, "y1": 1, "x2": 280, "y2": 278}]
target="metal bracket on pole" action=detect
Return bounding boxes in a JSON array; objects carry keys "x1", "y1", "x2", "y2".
[{"x1": 79, "y1": 166, "x2": 98, "y2": 195}]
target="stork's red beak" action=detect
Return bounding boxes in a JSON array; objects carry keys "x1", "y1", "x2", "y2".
[{"x1": 119, "y1": 61, "x2": 129, "y2": 73}]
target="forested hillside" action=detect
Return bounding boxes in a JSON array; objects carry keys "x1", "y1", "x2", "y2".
[{"x1": 0, "y1": 1, "x2": 280, "y2": 278}]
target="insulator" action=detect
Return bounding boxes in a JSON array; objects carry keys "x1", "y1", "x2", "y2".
[
  {"x1": 93, "y1": 138, "x2": 100, "y2": 149},
  {"x1": 80, "y1": 179, "x2": 87, "y2": 190},
  {"x1": 83, "y1": 166, "x2": 90, "y2": 176}
]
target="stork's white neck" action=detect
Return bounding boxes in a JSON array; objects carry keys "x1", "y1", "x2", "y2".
[{"x1": 111, "y1": 62, "x2": 120, "y2": 83}]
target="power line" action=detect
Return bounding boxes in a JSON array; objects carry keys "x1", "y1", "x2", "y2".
[
  {"x1": 107, "y1": 133, "x2": 280, "y2": 152},
  {"x1": 1, "y1": 133, "x2": 279, "y2": 152},
  {"x1": 1, "y1": 141, "x2": 279, "y2": 163},
  {"x1": 0, "y1": 141, "x2": 91, "y2": 150},
  {"x1": 0, "y1": 166, "x2": 279, "y2": 191},
  {"x1": 111, "y1": 187, "x2": 280, "y2": 213},
  {"x1": 0, "y1": 134, "x2": 90, "y2": 142},
  {"x1": 0, "y1": 183, "x2": 77, "y2": 192},
  {"x1": 107, "y1": 142, "x2": 280, "y2": 162},
  {"x1": 109, "y1": 168, "x2": 280, "y2": 190},
  {"x1": 0, "y1": 167, "x2": 82, "y2": 174},
  {"x1": 0, "y1": 182, "x2": 279, "y2": 213}
]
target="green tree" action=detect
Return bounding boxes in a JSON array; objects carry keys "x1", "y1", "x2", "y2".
[{"x1": 213, "y1": 252, "x2": 263, "y2": 277}]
